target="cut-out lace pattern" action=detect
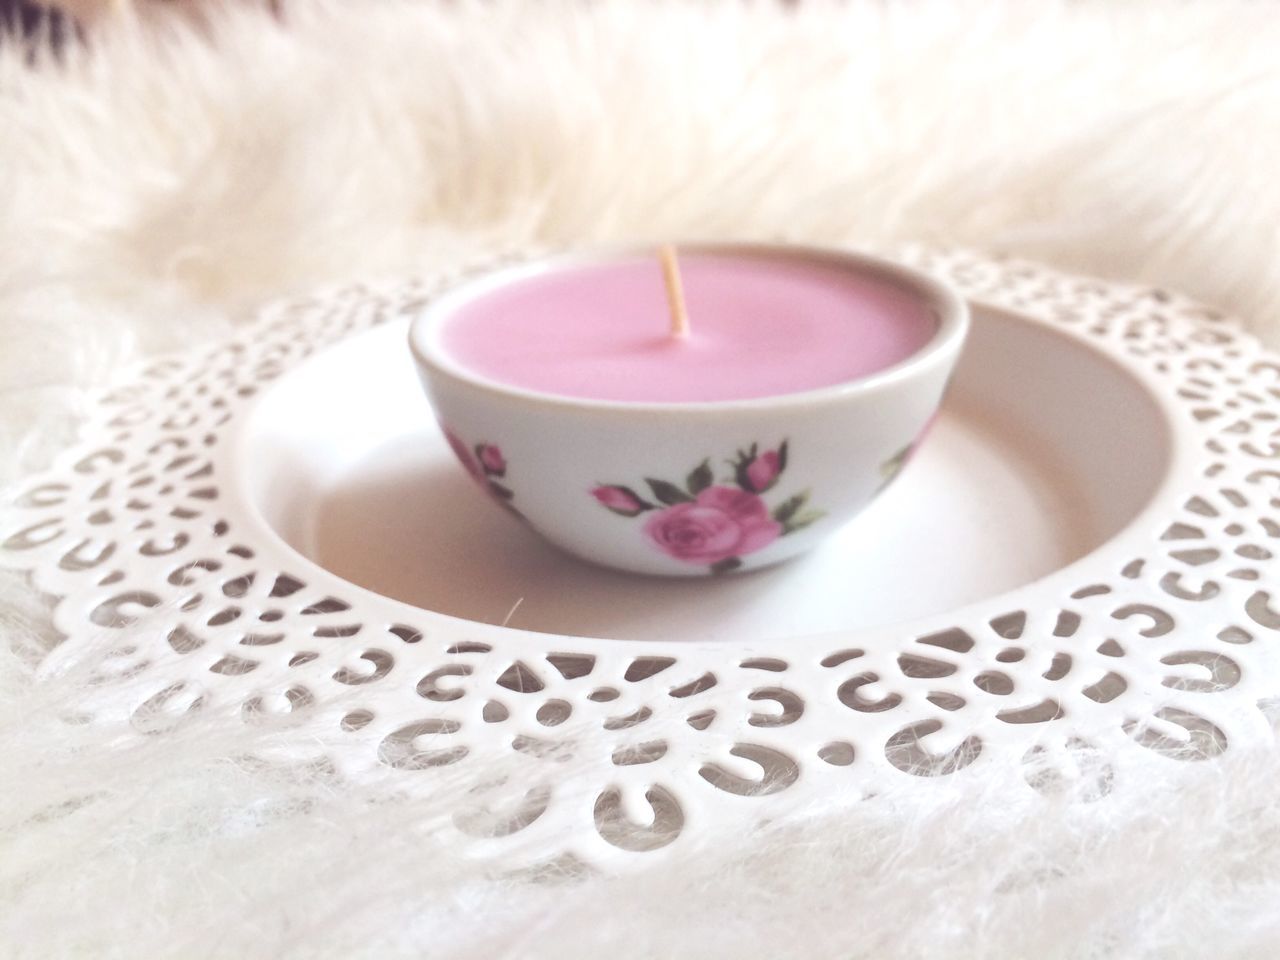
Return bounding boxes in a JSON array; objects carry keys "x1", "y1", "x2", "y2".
[{"x1": 3, "y1": 251, "x2": 1279, "y2": 864}]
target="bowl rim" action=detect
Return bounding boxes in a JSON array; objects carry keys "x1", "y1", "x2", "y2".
[{"x1": 407, "y1": 243, "x2": 970, "y2": 414}]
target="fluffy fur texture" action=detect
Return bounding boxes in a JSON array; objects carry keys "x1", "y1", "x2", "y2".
[{"x1": 3, "y1": 2, "x2": 1280, "y2": 956}]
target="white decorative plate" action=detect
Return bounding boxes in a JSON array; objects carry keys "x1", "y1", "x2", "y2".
[{"x1": 4, "y1": 250, "x2": 1279, "y2": 866}]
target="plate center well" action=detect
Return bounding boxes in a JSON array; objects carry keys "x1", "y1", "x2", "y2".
[{"x1": 238, "y1": 307, "x2": 1171, "y2": 642}]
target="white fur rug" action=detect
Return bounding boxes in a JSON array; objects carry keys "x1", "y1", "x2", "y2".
[{"x1": 3, "y1": 2, "x2": 1280, "y2": 957}]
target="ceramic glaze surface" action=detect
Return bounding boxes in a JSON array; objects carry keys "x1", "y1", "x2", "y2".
[
  {"x1": 413, "y1": 248, "x2": 967, "y2": 576},
  {"x1": 438, "y1": 253, "x2": 937, "y2": 403}
]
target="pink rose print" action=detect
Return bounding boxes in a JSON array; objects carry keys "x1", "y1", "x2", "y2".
[
  {"x1": 734, "y1": 441, "x2": 788, "y2": 493},
  {"x1": 441, "y1": 428, "x2": 520, "y2": 517},
  {"x1": 644, "y1": 486, "x2": 781, "y2": 566},
  {"x1": 444, "y1": 429, "x2": 481, "y2": 479},
  {"x1": 592, "y1": 440, "x2": 825, "y2": 574},
  {"x1": 477, "y1": 444, "x2": 506, "y2": 477},
  {"x1": 592, "y1": 485, "x2": 649, "y2": 517},
  {"x1": 745, "y1": 452, "x2": 781, "y2": 492}
]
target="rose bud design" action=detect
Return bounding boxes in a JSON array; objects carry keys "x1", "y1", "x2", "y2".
[
  {"x1": 444, "y1": 429, "x2": 481, "y2": 480},
  {"x1": 734, "y1": 441, "x2": 788, "y2": 493},
  {"x1": 643, "y1": 486, "x2": 781, "y2": 566},
  {"x1": 745, "y1": 450, "x2": 782, "y2": 492},
  {"x1": 476, "y1": 443, "x2": 507, "y2": 477},
  {"x1": 592, "y1": 485, "x2": 651, "y2": 517}
]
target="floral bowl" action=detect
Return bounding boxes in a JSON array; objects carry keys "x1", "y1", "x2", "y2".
[{"x1": 408, "y1": 245, "x2": 969, "y2": 577}]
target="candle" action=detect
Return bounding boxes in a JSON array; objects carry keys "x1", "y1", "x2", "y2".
[
  {"x1": 440, "y1": 251, "x2": 937, "y2": 403},
  {"x1": 410, "y1": 245, "x2": 968, "y2": 577}
]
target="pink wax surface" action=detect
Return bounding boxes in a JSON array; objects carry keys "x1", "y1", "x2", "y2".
[{"x1": 441, "y1": 253, "x2": 937, "y2": 403}]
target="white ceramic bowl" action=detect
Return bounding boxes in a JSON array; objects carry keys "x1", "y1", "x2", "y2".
[{"x1": 409, "y1": 244, "x2": 969, "y2": 577}]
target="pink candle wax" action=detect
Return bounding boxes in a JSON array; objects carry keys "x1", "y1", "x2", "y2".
[{"x1": 442, "y1": 252, "x2": 937, "y2": 403}]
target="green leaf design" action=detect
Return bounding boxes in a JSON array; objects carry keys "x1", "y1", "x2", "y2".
[
  {"x1": 772, "y1": 491, "x2": 810, "y2": 525},
  {"x1": 783, "y1": 509, "x2": 826, "y2": 534},
  {"x1": 488, "y1": 480, "x2": 515, "y2": 501},
  {"x1": 686, "y1": 459, "x2": 713, "y2": 495},
  {"x1": 777, "y1": 439, "x2": 789, "y2": 475},
  {"x1": 709, "y1": 557, "x2": 742, "y2": 576},
  {"x1": 646, "y1": 477, "x2": 694, "y2": 506},
  {"x1": 880, "y1": 444, "x2": 912, "y2": 479}
]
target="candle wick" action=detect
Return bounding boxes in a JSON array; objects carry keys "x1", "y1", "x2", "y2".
[{"x1": 659, "y1": 244, "x2": 691, "y2": 340}]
